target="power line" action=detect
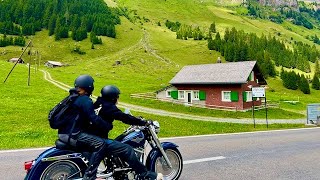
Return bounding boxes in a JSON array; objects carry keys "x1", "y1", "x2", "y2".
[{"x1": 3, "y1": 40, "x2": 32, "y2": 83}]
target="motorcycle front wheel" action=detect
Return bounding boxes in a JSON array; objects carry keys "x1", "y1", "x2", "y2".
[
  {"x1": 40, "y1": 160, "x2": 82, "y2": 180},
  {"x1": 154, "y1": 148, "x2": 183, "y2": 180}
]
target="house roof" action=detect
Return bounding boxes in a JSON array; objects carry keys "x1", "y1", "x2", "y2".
[
  {"x1": 46, "y1": 61, "x2": 63, "y2": 66},
  {"x1": 170, "y1": 61, "x2": 266, "y2": 85},
  {"x1": 9, "y1": 58, "x2": 24, "y2": 62},
  {"x1": 155, "y1": 85, "x2": 174, "y2": 93}
]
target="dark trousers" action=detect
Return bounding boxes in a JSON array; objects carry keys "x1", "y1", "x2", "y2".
[
  {"x1": 74, "y1": 132, "x2": 110, "y2": 179},
  {"x1": 70, "y1": 133, "x2": 154, "y2": 179},
  {"x1": 106, "y1": 140, "x2": 148, "y2": 174}
]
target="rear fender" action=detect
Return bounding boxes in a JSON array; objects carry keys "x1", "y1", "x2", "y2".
[
  {"x1": 24, "y1": 147, "x2": 87, "y2": 180},
  {"x1": 145, "y1": 142, "x2": 179, "y2": 171}
]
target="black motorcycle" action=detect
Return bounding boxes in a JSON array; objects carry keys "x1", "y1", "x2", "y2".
[{"x1": 24, "y1": 120, "x2": 183, "y2": 180}]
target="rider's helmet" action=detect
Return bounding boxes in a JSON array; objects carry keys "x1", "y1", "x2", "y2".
[
  {"x1": 74, "y1": 75, "x2": 94, "y2": 95},
  {"x1": 100, "y1": 85, "x2": 120, "y2": 103}
]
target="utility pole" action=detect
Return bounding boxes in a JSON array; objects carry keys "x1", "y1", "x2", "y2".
[{"x1": 4, "y1": 40, "x2": 32, "y2": 83}]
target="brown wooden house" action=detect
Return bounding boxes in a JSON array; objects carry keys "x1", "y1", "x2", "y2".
[{"x1": 156, "y1": 61, "x2": 267, "y2": 111}]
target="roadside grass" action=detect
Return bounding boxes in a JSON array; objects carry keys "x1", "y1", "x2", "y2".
[
  {"x1": 128, "y1": 98, "x2": 305, "y2": 119},
  {"x1": 0, "y1": 61, "x2": 67, "y2": 149}
]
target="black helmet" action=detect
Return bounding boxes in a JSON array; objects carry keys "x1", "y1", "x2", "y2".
[
  {"x1": 74, "y1": 75, "x2": 94, "y2": 95},
  {"x1": 101, "y1": 85, "x2": 120, "y2": 102}
]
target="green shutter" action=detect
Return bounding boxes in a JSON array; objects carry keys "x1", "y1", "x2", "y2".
[
  {"x1": 242, "y1": 91, "x2": 247, "y2": 102},
  {"x1": 199, "y1": 91, "x2": 206, "y2": 100},
  {"x1": 170, "y1": 90, "x2": 178, "y2": 99},
  {"x1": 231, "y1": 91, "x2": 239, "y2": 102},
  {"x1": 247, "y1": 72, "x2": 252, "y2": 81}
]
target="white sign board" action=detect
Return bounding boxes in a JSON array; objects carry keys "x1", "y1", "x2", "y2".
[
  {"x1": 307, "y1": 104, "x2": 320, "y2": 124},
  {"x1": 252, "y1": 87, "x2": 265, "y2": 98}
]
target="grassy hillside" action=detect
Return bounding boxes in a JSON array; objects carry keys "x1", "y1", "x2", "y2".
[
  {"x1": 1, "y1": 0, "x2": 319, "y2": 149},
  {"x1": 1, "y1": 1, "x2": 319, "y2": 109},
  {"x1": 1, "y1": 1, "x2": 319, "y2": 96}
]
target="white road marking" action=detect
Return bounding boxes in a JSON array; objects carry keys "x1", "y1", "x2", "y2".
[
  {"x1": 0, "y1": 147, "x2": 49, "y2": 154},
  {"x1": 161, "y1": 127, "x2": 320, "y2": 140},
  {"x1": 183, "y1": 156, "x2": 226, "y2": 165}
]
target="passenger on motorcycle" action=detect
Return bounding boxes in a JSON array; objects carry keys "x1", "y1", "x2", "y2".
[
  {"x1": 58, "y1": 75, "x2": 113, "y2": 180},
  {"x1": 92, "y1": 85, "x2": 163, "y2": 180}
]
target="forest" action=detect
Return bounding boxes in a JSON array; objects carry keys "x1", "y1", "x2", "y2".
[
  {"x1": 0, "y1": 0, "x2": 120, "y2": 46},
  {"x1": 208, "y1": 27, "x2": 320, "y2": 76}
]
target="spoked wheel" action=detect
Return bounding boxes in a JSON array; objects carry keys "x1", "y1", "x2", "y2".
[
  {"x1": 40, "y1": 160, "x2": 81, "y2": 180},
  {"x1": 154, "y1": 148, "x2": 183, "y2": 180}
]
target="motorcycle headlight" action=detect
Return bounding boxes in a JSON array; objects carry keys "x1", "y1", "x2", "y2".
[{"x1": 153, "y1": 121, "x2": 160, "y2": 134}]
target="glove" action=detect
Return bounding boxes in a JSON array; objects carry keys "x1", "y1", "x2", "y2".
[{"x1": 144, "y1": 120, "x2": 153, "y2": 126}]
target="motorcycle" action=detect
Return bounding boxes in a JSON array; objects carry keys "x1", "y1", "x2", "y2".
[{"x1": 24, "y1": 120, "x2": 183, "y2": 180}]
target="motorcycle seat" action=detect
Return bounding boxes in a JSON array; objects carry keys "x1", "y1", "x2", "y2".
[
  {"x1": 55, "y1": 139, "x2": 76, "y2": 151},
  {"x1": 55, "y1": 139, "x2": 92, "y2": 160}
]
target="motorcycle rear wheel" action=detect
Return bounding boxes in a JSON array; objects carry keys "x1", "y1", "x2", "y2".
[
  {"x1": 154, "y1": 148, "x2": 183, "y2": 180},
  {"x1": 40, "y1": 160, "x2": 82, "y2": 180}
]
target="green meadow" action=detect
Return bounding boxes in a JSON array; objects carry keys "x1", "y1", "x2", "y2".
[{"x1": 0, "y1": 61, "x2": 305, "y2": 149}]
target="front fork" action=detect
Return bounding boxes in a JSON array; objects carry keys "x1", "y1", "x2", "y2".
[{"x1": 148, "y1": 126, "x2": 173, "y2": 168}]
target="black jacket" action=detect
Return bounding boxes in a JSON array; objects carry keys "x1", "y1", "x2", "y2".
[
  {"x1": 58, "y1": 93, "x2": 113, "y2": 135},
  {"x1": 91, "y1": 97, "x2": 146, "y2": 138}
]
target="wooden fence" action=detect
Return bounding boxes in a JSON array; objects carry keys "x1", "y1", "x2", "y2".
[{"x1": 130, "y1": 92, "x2": 280, "y2": 111}]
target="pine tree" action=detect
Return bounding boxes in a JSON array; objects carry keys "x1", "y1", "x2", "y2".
[
  {"x1": 54, "y1": 17, "x2": 62, "y2": 40},
  {"x1": 280, "y1": 67, "x2": 285, "y2": 79},
  {"x1": 215, "y1": 32, "x2": 221, "y2": 51},
  {"x1": 299, "y1": 75, "x2": 310, "y2": 94},
  {"x1": 48, "y1": 14, "x2": 56, "y2": 36},
  {"x1": 312, "y1": 74, "x2": 320, "y2": 90},
  {"x1": 209, "y1": 22, "x2": 216, "y2": 33},
  {"x1": 315, "y1": 60, "x2": 320, "y2": 77}
]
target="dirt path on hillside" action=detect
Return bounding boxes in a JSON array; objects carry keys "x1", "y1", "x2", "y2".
[
  {"x1": 41, "y1": 70, "x2": 306, "y2": 124},
  {"x1": 140, "y1": 29, "x2": 173, "y2": 64}
]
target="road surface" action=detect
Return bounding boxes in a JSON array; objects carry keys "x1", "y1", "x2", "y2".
[{"x1": 1, "y1": 128, "x2": 320, "y2": 180}]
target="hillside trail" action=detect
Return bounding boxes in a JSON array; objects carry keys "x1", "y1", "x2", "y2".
[
  {"x1": 41, "y1": 70, "x2": 306, "y2": 124},
  {"x1": 89, "y1": 25, "x2": 181, "y2": 75}
]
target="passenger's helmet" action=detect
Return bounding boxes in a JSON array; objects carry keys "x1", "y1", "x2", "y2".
[
  {"x1": 101, "y1": 85, "x2": 120, "y2": 103},
  {"x1": 74, "y1": 75, "x2": 94, "y2": 95}
]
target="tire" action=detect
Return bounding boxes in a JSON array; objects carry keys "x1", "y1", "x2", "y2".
[
  {"x1": 153, "y1": 148, "x2": 183, "y2": 180},
  {"x1": 40, "y1": 160, "x2": 82, "y2": 180}
]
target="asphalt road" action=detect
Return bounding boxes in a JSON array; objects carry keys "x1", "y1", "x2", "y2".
[{"x1": 1, "y1": 128, "x2": 320, "y2": 180}]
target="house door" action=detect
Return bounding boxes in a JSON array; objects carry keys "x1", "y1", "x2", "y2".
[{"x1": 187, "y1": 92, "x2": 192, "y2": 104}]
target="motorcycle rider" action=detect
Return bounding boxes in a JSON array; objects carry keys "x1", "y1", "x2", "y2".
[
  {"x1": 58, "y1": 75, "x2": 113, "y2": 180},
  {"x1": 92, "y1": 85, "x2": 163, "y2": 180}
]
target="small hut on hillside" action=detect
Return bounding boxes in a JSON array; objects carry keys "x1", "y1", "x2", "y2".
[
  {"x1": 8, "y1": 58, "x2": 25, "y2": 64},
  {"x1": 45, "y1": 61, "x2": 63, "y2": 68}
]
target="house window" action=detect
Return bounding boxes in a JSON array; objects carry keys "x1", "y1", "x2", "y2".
[
  {"x1": 166, "y1": 90, "x2": 171, "y2": 98},
  {"x1": 222, "y1": 91, "x2": 231, "y2": 102},
  {"x1": 245, "y1": 91, "x2": 252, "y2": 102},
  {"x1": 178, "y1": 91, "x2": 185, "y2": 99},
  {"x1": 193, "y1": 91, "x2": 199, "y2": 100}
]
